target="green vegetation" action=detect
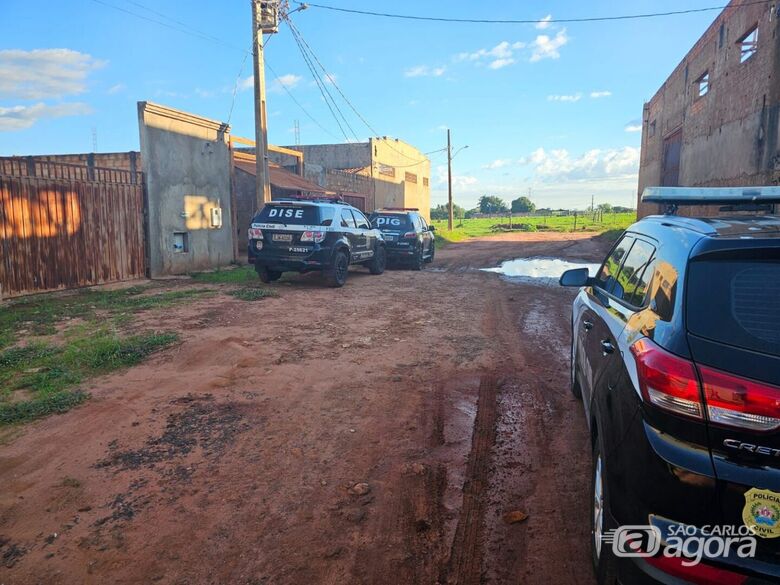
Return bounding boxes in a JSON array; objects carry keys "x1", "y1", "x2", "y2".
[
  {"x1": 0, "y1": 284, "x2": 210, "y2": 425},
  {"x1": 228, "y1": 287, "x2": 278, "y2": 301},
  {"x1": 0, "y1": 330, "x2": 178, "y2": 425},
  {"x1": 431, "y1": 212, "x2": 637, "y2": 246},
  {"x1": 0, "y1": 286, "x2": 212, "y2": 350},
  {"x1": 191, "y1": 265, "x2": 258, "y2": 284}
]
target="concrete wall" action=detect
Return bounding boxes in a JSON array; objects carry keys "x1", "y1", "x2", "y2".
[
  {"x1": 638, "y1": 0, "x2": 780, "y2": 218},
  {"x1": 370, "y1": 138, "x2": 431, "y2": 221},
  {"x1": 138, "y1": 102, "x2": 234, "y2": 276},
  {"x1": 291, "y1": 143, "x2": 372, "y2": 171},
  {"x1": 28, "y1": 152, "x2": 141, "y2": 174}
]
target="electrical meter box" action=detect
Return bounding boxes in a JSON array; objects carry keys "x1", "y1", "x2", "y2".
[{"x1": 211, "y1": 207, "x2": 223, "y2": 229}]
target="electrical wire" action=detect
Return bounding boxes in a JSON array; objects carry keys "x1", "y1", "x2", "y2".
[
  {"x1": 285, "y1": 17, "x2": 434, "y2": 165},
  {"x1": 293, "y1": 0, "x2": 774, "y2": 25},
  {"x1": 287, "y1": 24, "x2": 359, "y2": 141}
]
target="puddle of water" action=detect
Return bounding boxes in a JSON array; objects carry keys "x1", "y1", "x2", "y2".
[{"x1": 481, "y1": 257, "x2": 600, "y2": 287}]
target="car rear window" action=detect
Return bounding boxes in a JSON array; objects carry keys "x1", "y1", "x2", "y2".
[
  {"x1": 370, "y1": 214, "x2": 411, "y2": 230},
  {"x1": 255, "y1": 204, "x2": 330, "y2": 226},
  {"x1": 687, "y1": 258, "x2": 780, "y2": 357}
]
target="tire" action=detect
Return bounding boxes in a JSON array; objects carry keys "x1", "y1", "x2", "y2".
[
  {"x1": 425, "y1": 243, "x2": 435, "y2": 264},
  {"x1": 411, "y1": 247, "x2": 424, "y2": 271},
  {"x1": 256, "y1": 266, "x2": 282, "y2": 283},
  {"x1": 591, "y1": 437, "x2": 618, "y2": 585},
  {"x1": 325, "y1": 250, "x2": 349, "y2": 288},
  {"x1": 368, "y1": 246, "x2": 386, "y2": 275}
]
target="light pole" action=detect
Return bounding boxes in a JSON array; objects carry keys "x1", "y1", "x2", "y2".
[{"x1": 447, "y1": 129, "x2": 469, "y2": 231}]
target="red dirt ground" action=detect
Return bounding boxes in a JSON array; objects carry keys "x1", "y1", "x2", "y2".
[{"x1": 0, "y1": 232, "x2": 609, "y2": 585}]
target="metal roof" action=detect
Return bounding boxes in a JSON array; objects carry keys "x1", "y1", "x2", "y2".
[{"x1": 234, "y1": 160, "x2": 326, "y2": 193}]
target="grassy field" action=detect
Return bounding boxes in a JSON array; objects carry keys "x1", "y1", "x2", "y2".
[{"x1": 431, "y1": 212, "x2": 636, "y2": 246}]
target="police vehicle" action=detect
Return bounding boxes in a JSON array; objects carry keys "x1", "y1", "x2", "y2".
[
  {"x1": 368, "y1": 208, "x2": 435, "y2": 270},
  {"x1": 560, "y1": 187, "x2": 780, "y2": 584},
  {"x1": 248, "y1": 199, "x2": 386, "y2": 287}
]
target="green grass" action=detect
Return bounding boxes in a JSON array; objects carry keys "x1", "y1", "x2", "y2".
[
  {"x1": 0, "y1": 330, "x2": 179, "y2": 425},
  {"x1": 432, "y1": 212, "x2": 636, "y2": 246},
  {"x1": 0, "y1": 284, "x2": 203, "y2": 425},
  {"x1": 191, "y1": 265, "x2": 258, "y2": 284},
  {"x1": 228, "y1": 287, "x2": 277, "y2": 301},
  {"x1": 0, "y1": 286, "x2": 211, "y2": 350}
]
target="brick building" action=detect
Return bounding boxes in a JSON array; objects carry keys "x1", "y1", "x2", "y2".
[{"x1": 637, "y1": 0, "x2": 780, "y2": 217}]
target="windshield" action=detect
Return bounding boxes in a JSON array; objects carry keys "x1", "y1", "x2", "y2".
[
  {"x1": 254, "y1": 204, "x2": 333, "y2": 226},
  {"x1": 370, "y1": 214, "x2": 411, "y2": 231}
]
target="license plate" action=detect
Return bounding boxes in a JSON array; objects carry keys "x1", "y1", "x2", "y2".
[
  {"x1": 385, "y1": 234, "x2": 396, "y2": 241},
  {"x1": 272, "y1": 233, "x2": 293, "y2": 242}
]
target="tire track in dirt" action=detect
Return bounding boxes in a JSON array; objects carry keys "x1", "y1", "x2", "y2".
[{"x1": 442, "y1": 373, "x2": 499, "y2": 585}]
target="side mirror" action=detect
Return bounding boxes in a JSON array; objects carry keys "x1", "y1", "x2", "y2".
[
  {"x1": 559, "y1": 267, "x2": 591, "y2": 287},
  {"x1": 429, "y1": 225, "x2": 436, "y2": 232}
]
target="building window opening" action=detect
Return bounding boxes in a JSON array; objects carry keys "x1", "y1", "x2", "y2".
[
  {"x1": 173, "y1": 232, "x2": 189, "y2": 253},
  {"x1": 696, "y1": 71, "x2": 710, "y2": 98},
  {"x1": 739, "y1": 26, "x2": 758, "y2": 63}
]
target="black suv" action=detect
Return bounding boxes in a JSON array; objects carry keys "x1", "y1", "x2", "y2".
[
  {"x1": 368, "y1": 208, "x2": 435, "y2": 270},
  {"x1": 560, "y1": 188, "x2": 780, "y2": 584},
  {"x1": 248, "y1": 199, "x2": 386, "y2": 287}
]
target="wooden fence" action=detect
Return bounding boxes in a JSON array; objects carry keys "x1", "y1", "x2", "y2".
[{"x1": 0, "y1": 157, "x2": 147, "y2": 299}]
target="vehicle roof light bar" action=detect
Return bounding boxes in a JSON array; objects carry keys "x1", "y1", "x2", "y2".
[{"x1": 642, "y1": 186, "x2": 780, "y2": 214}]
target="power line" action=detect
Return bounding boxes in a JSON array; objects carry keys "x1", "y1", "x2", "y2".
[
  {"x1": 287, "y1": 23, "x2": 359, "y2": 141},
  {"x1": 265, "y1": 61, "x2": 341, "y2": 141},
  {"x1": 293, "y1": 0, "x2": 774, "y2": 25},
  {"x1": 286, "y1": 17, "x2": 433, "y2": 165}
]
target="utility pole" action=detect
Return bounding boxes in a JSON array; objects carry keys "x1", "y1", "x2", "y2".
[
  {"x1": 447, "y1": 128, "x2": 454, "y2": 231},
  {"x1": 251, "y1": 0, "x2": 278, "y2": 208}
]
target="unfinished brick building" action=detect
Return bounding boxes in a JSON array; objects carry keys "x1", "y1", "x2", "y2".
[{"x1": 637, "y1": 0, "x2": 780, "y2": 217}]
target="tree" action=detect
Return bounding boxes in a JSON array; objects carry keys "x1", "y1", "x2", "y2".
[
  {"x1": 430, "y1": 203, "x2": 465, "y2": 220},
  {"x1": 511, "y1": 196, "x2": 536, "y2": 213},
  {"x1": 597, "y1": 202, "x2": 613, "y2": 213},
  {"x1": 464, "y1": 208, "x2": 480, "y2": 219},
  {"x1": 478, "y1": 195, "x2": 508, "y2": 214}
]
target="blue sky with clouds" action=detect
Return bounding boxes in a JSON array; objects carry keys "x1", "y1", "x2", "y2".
[{"x1": 1, "y1": 0, "x2": 721, "y2": 209}]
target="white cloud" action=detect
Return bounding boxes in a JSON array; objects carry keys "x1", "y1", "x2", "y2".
[
  {"x1": 0, "y1": 102, "x2": 93, "y2": 131},
  {"x1": 404, "y1": 65, "x2": 446, "y2": 78},
  {"x1": 536, "y1": 15, "x2": 553, "y2": 30},
  {"x1": 0, "y1": 49, "x2": 105, "y2": 100},
  {"x1": 106, "y1": 83, "x2": 125, "y2": 95},
  {"x1": 530, "y1": 29, "x2": 569, "y2": 62},
  {"x1": 483, "y1": 159, "x2": 512, "y2": 170},
  {"x1": 489, "y1": 58, "x2": 515, "y2": 70},
  {"x1": 323, "y1": 72, "x2": 338, "y2": 85},
  {"x1": 457, "y1": 41, "x2": 518, "y2": 69},
  {"x1": 548, "y1": 93, "x2": 582, "y2": 103},
  {"x1": 625, "y1": 121, "x2": 643, "y2": 133},
  {"x1": 520, "y1": 146, "x2": 641, "y2": 182},
  {"x1": 590, "y1": 90, "x2": 612, "y2": 99},
  {"x1": 241, "y1": 73, "x2": 302, "y2": 93},
  {"x1": 435, "y1": 164, "x2": 477, "y2": 188}
]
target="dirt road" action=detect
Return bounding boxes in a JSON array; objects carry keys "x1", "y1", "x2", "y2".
[{"x1": 0, "y1": 232, "x2": 609, "y2": 585}]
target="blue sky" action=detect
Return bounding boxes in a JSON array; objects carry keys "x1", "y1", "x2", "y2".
[{"x1": 1, "y1": 0, "x2": 722, "y2": 209}]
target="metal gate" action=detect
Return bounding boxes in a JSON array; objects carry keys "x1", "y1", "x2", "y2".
[{"x1": 0, "y1": 157, "x2": 147, "y2": 299}]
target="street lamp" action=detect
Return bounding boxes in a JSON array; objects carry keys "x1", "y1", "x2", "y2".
[{"x1": 447, "y1": 134, "x2": 470, "y2": 231}]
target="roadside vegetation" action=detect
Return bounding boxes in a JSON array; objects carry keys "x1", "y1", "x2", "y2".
[
  {"x1": 0, "y1": 285, "x2": 211, "y2": 425},
  {"x1": 431, "y1": 212, "x2": 636, "y2": 246}
]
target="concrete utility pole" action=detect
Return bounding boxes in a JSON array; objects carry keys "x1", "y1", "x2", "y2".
[
  {"x1": 251, "y1": 0, "x2": 276, "y2": 208},
  {"x1": 447, "y1": 128, "x2": 454, "y2": 231}
]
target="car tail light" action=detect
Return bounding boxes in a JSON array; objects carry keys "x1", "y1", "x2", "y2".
[
  {"x1": 631, "y1": 339, "x2": 703, "y2": 420},
  {"x1": 248, "y1": 228, "x2": 264, "y2": 240},
  {"x1": 699, "y1": 366, "x2": 780, "y2": 432},
  {"x1": 631, "y1": 338, "x2": 780, "y2": 432},
  {"x1": 300, "y1": 230, "x2": 325, "y2": 243},
  {"x1": 403, "y1": 231, "x2": 417, "y2": 239}
]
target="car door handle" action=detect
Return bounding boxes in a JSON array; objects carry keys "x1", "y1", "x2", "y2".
[
  {"x1": 583, "y1": 321, "x2": 594, "y2": 331},
  {"x1": 601, "y1": 340, "x2": 615, "y2": 355}
]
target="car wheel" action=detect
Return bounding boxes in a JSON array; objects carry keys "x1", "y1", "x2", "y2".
[
  {"x1": 325, "y1": 250, "x2": 349, "y2": 288},
  {"x1": 591, "y1": 437, "x2": 618, "y2": 585},
  {"x1": 425, "y1": 243, "x2": 435, "y2": 264},
  {"x1": 412, "y1": 248, "x2": 424, "y2": 271},
  {"x1": 256, "y1": 267, "x2": 282, "y2": 283},
  {"x1": 368, "y1": 246, "x2": 386, "y2": 275}
]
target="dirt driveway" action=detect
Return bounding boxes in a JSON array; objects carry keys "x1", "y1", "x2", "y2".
[{"x1": 0, "y1": 232, "x2": 609, "y2": 585}]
